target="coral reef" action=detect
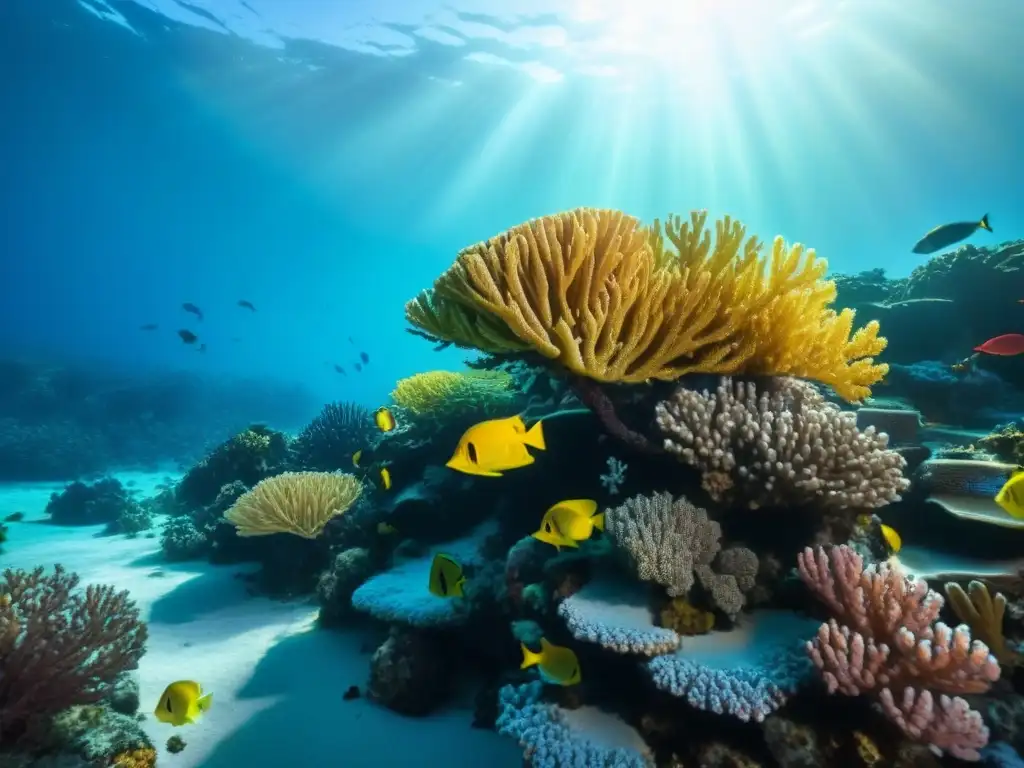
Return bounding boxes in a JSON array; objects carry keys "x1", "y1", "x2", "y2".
[
  {"x1": 390, "y1": 370, "x2": 517, "y2": 420},
  {"x1": 45, "y1": 478, "x2": 143, "y2": 528},
  {"x1": 224, "y1": 471, "x2": 363, "y2": 538},
  {"x1": 291, "y1": 401, "x2": 374, "y2": 472}
]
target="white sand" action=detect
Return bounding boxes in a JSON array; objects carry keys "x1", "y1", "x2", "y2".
[{"x1": 1, "y1": 474, "x2": 521, "y2": 767}]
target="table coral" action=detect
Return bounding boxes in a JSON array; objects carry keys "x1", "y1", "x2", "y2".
[
  {"x1": 656, "y1": 377, "x2": 909, "y2": 510},
  {"x1": 405, "y1": 207, "x2": 887, "y2": 401}
]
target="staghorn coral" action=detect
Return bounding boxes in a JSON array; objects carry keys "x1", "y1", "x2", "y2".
[
  {"x1": 223, "y1": 471, "x2": 362, "y2": 539},
  {"x1": 656, "y1": 377, "x2": 909, "y2": 510},
  {"x1": 405, "y1": 207, "x2": 887, "y2": 401},
  {"x1": 291, "y1": 401, "x2": 374, "y2": 471},
  {"x1": 0, "y1": 566, "x2": 148, "y2": 746},
  {"x1": 798, "y1": 545, "x2": 999, "y2": 760},
  {"x1": 390, "y1": 370, "x2": 517, "y2": 418}
]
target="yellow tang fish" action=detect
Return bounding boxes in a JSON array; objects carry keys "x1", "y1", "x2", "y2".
[
  {"x1": 352, "y1": 449, "x2": 363, "y2": 468},
  {"x1": 374, "y1": 407, "x2": 396, "y2": 433},
  {"x1": 880, "y1": 524, "x2": 902, "y2": 553},
  {"x1": 446, "y1": 415, "x2": 545, "y2": 477},
  {"x1": 154, "y1": 680, "x2": 213, "y2": 727},
  {"x1": 532, "y1": 499, "x2": 603, "y2": 551},
  {"x1": 996, "y1": 471, "x2": 1024, "y2": 519},
  {"x1": 520, "y1": 637, "x2": 581, "y2": 686},
  {"x1": 378, "y1": 467, "x2": 392, "y2": 491},
  {"x1": 429, "y1": 552, "x2": 466, "y2": 598}
]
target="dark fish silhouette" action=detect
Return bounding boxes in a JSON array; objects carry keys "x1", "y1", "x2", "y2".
[
  {"x1": 178, "y1": 329, "x2": 198, "y2": 344},
  {"x1": 334, "y1": 364, "x2": 346, "y2": 375},
  {"x1": 912, "y1": 215, "x2": 991, "y2": 255},
  {"x1": 237, "y1": 300, "x2": 256, "y2": 312},
  {"x1": 140, "y1": 323, "x2": 158, "y2": 331},
  {"x1": 359, "y1": 351, "x2": 369, "y2": 364},
  {"x1": 354, "y1": 363, "x2": 362, "y2": 372},
  {"x1": 182, "y1": 302, "x2": 204, "y2": 321},
  {"x1": 198, "y1": 343, "x2": 207, "y2": 353},
  {"x1": 348, "y1": 336, "x2": 355, "y2": 344}
]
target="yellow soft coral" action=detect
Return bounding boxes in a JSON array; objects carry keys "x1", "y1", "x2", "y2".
[
  {"x1": 404, "y1": 207, "x2": 887, "y2": 401},
  {"x1": 391, "y1": 370, "x2": 515, "y2": 416},
  {"x1": 224, "y1": 471, "x2": 362, "y2": 539},
  {"x1": 110, "y1": 748, "x2": 157, "y2": 768}
]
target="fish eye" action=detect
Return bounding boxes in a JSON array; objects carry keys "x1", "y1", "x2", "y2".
[
  {"x1": 544, "y1": 522, "x2": 551, "y2": 533},
  {"x1": 165, "y1": 698, "x2": 173, "y2": 713},
  {"x1": 467, "y1": 442, "x2": 478, "y2": 464}
]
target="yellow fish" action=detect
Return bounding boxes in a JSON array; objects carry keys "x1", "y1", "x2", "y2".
[
  {"x1": 352, "y1": 449, "x2": 363, "y2": 468},
  {"x1": 154, "y1": 680, "x2": 213, "y2": 727},
  {"x1": 446, "y1": 415, "x2": 545, "y2": 477},
  {"x1": 532, "y1": 499, "x2": 603, "y2": 550},
  {"x1": 996, "y1": 471, "x2": 1024, "y2": 519},
  {"x1": 880, "y1": 524, "x2": 902, "y2": 553},
  {"x1": 377, "y1": 521, "x2": 397, "y2": 535},
  {"x1": 520, "y1": 637, "x2": 581, "y2": 686},
  {"x1": 429, "y1": 552, "x2": 466, "y2": 598},
  {"x1": 374, "y1": 407, "x2": 396, "y2": 433},
  {"x1": 378, "y1": 467, "x2": 392, "y2": 491}
]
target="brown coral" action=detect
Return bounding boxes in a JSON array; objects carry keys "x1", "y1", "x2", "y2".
[
  {"x1": 110, "y1": 748, "x2": 157, "y2": 768},
  {"x1": 405, "y1": 208, "x2": 888, "y2": 401}
]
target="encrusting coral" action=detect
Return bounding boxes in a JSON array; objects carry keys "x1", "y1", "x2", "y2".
[
  {"x1": 224, "y1": 471, "x2": 362, "y2": 539},
  {"x1": 405, "y1": 207, "x2": 887, "y2": 401},
  {"x1": 656, "y1": 377, "x2": 909, "y2": 510},
  {"x1": 798, "y1": 545, "x2": 1000, "y2": 760}
]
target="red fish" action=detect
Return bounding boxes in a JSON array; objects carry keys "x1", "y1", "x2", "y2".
[{"x1": 974, "y1": 334, "x2": 1024, "y2": 356}]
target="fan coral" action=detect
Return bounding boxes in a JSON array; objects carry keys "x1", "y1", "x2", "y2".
[
  {"x1": 390, "y1": 370, "x2": 516, "y2": 418},
  {"x1": 798, "y1": 545, "x2": 999, "y2": 760},
  {"x1": 405, "y1": 207, "x2": 887, "y2": 401},
  {"x1": 291, "y1": 401, "x2": 374, "y2": 471},
  {"x1": 0, "y1": 565, "x2": 148, "y2": 745},
  {"x1": 656, "y1": 377, "x2": 909, "y2": 510},
  {"x1": 223, "y1": 471, "x2": 362, "y2": 538}
]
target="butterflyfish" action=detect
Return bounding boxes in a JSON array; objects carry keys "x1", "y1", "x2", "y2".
[
  {"x1": 154, "y1": 681, "x2": 213, "y2": 727},
  {"x1": 912, "y1": 214, "x2": 991, "y2": 255},
  {"x1": 374, "y1": 407, "x2": 396, "y2": 432},
  {"x1": 352, "y1": 450, "x2": 362, "y2": 468},
  {"x1": 379, "y1": 467, "x2": 392, "y2": 491},
  {"x1": 445, "y1": 415, "x2": 545, "y2": 477},
  {"x1": 520, "y1": 637, "x2": 581, "y2": 686},
  {"x1": 532, "y1": 499, "x2": 603, "y2": 550},
  {"x1": 995, "y1": 472, "x2": 1024, "y2": 519},
  {"x1": 428, "y1": 552, "x2": 466, "y2": 598},
  {"x1": 880, "y1": 524, "x2": 902, "y2": 553}
]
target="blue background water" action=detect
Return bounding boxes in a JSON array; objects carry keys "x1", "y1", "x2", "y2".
[{"x1": 2, "y1": 0, "x2": 1021, "y2": 411}]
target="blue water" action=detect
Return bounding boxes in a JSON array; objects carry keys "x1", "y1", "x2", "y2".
[{"x1": 3, "y1": 0, "x2": 1022, "y2": 411}]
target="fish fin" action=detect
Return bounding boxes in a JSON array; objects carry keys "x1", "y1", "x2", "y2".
[
  {"x1": 980, "y1": 214, "x2": 992, "y2": 232},
  {"x1": 591, "y1": 512, "x2": 604, "y2": 531},
  {"x1": 197, "y1": 693, "x2": 213, "y2": 712},
  {"x1": 562, "y1": 537, "x2": 579, "y2": 548},
  {"x1": 453, "y1": 577, "x2": 466, "y2": 597},
  {"x1": 539, "y1": 637, "x2": 555, "y2": 653},
  {"x1": 522, "y1": 419, "x2": 546, "y2": 451},
  {"x1": 520, "y1": 642, "x2": 542, "y2": 669}
]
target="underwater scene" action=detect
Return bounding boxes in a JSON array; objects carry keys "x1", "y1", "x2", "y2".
[{"x1": 3, "y1": 0, "x2": 1024, "y2": 766}]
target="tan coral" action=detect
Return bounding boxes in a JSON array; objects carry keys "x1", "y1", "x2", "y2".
[
  {"x1": 405, "y1": 207, "x2": 887, "y2": 401},
  {"x1": 944, "y1": 580, "x2": 1018, "y2": 666},
  {"x1": 224, "y1": 471, "x2": 362, "y2": 539}
]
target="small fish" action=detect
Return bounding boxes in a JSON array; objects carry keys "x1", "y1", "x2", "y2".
[
  {"x1": 446, "y1": 415, "x2": 545, "y2": 477},
  {"x1": 182, "y1": 302, "x2": 203, "y2": 321},
  {"x1": 237, "y1": 300, "x2": 256, "y2": 311},
  {"x1": 377, "y1": 522, "x2": 397, "y2": 535},
  {"x1": 360, "y1": 351, "x2": 369, "y2": 364},
  {"x1": 428, "y1": 552, "x2": 466, "y2": 598},
  {"x1": 912, "y1": 214, "x2": 991, "y2": 255},
  {"x1": 974, "y1": 334, "x2": 1024, "y2": 357},
  {"x1": 178, "y1": 329, "x2": 198, "y2": 345},
  {"x1": 520, "y1": 637, "x2": 581, "y2": 686},
  {"x1": 378, "y1": 467, "x2": 392, "y2": 491},
  {"x1": 197, "y1": 343, "x2": 207, "y2": 353},
  {"x1": 333, "y1": 364, "x2": 346, "y2": 375},
  {"x1": 995, "y1": 472, "x2": 1024, "y2": 519},
  {"x1": 154, "y1": 681, "x2": 213, "y2": 727},
  {"x1": 1018, "y1": 299, "x2": 1024, "y2": 305},
  {"x1": 880, "y1": 524, "x2": 902, "y2": 553},
  {"x1": 374, "y1": 407, "x2": 396, "y2": 433},
  {"x1": 532, "y1": 499, "x2": 603, "y2": 550},
  {"x1": 951, "y1": 356, "x2": 975, "y2": 373},
  {"x1": 140, "y1": 323, "x2": 158, "y2": 331},
  {"x1": 354, "y1": 363, "x2": 362, "y2": 372},
  {"x1": 352, "y1": 450, "x2": 363, "y2": 468},
  {"x1": 348, "y1": 336, "x2": 355, "y2": 344}
]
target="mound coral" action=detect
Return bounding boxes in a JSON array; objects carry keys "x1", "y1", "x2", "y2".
[
  {"x1": 405, "y1": 208, "x2": 887, "y2": 401},
  {"x1": 798, "y1": 545, "x2": 1000, "y2": 760},
  {"x1": 0, "y1": 565, "x2": 148, "y2": 745},
  {"x1": 223, "y1": 471, "x2": 362, "y2": 539},
  {"x1": 390, "y1": 370, "x2": 517, "y2": 418},
  {"x1": 656, "y1": 377, "x2": 909, "y2": 510}
]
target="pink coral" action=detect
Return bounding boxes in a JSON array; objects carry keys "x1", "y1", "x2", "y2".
[{"x1": 798, "y1": 545, "x2": 999, "y2": 761}]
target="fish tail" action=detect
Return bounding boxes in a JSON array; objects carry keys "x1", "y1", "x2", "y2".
[
  {"x1": 980, "y1": 214, "x2": 992, "y2": 232},
  {"x1": 520, "y1": 643, "x2": 542, "y2": 670},
  {"x1": 591, "y1": 512, "x2": 604, "y2": 531},
  {"x1": 523, "y1": 419, "x2": 546, "y2": 451},
  {"x1": 197, "y1": 693, "x2": 213, "y2": 712}
]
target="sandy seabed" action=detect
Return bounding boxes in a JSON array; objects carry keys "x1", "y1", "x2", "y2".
[{"x1": 1, "y1": 472, "x2": 521, "y2": 768}]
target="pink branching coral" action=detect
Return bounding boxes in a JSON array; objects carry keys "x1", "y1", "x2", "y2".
[
  {"x1": 798, "y1": 545, "x2": 999, "y2": 761},
  {"x1": 0, "y1": 565, "x2": 148, "y2": 745}
]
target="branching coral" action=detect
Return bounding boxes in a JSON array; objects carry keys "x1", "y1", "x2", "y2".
[
  {"x1": 0, "y1": 565, "x2": 148, "y2": 746},
  {"x1": 223, "y1": 471, "x2": 362, "y2": 539},
  {"x1": 291, "y1": 401, "x2": 374, "y2": 471},
  {"x1": 405, "y1": 207, "x2": 887, "y2": 401},
  {"x1": 390, "y1": 370, "x2": 517, "y2": 418},
  {"x1": 656, "y1": 377, "x2": 909, "y2": 510},
  {"x1": 798, "y1": 545, "x2": 999, "y2": 760},
  {"x1": 945, "y1": 581, "x2": 1018, "y2": 667}
]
